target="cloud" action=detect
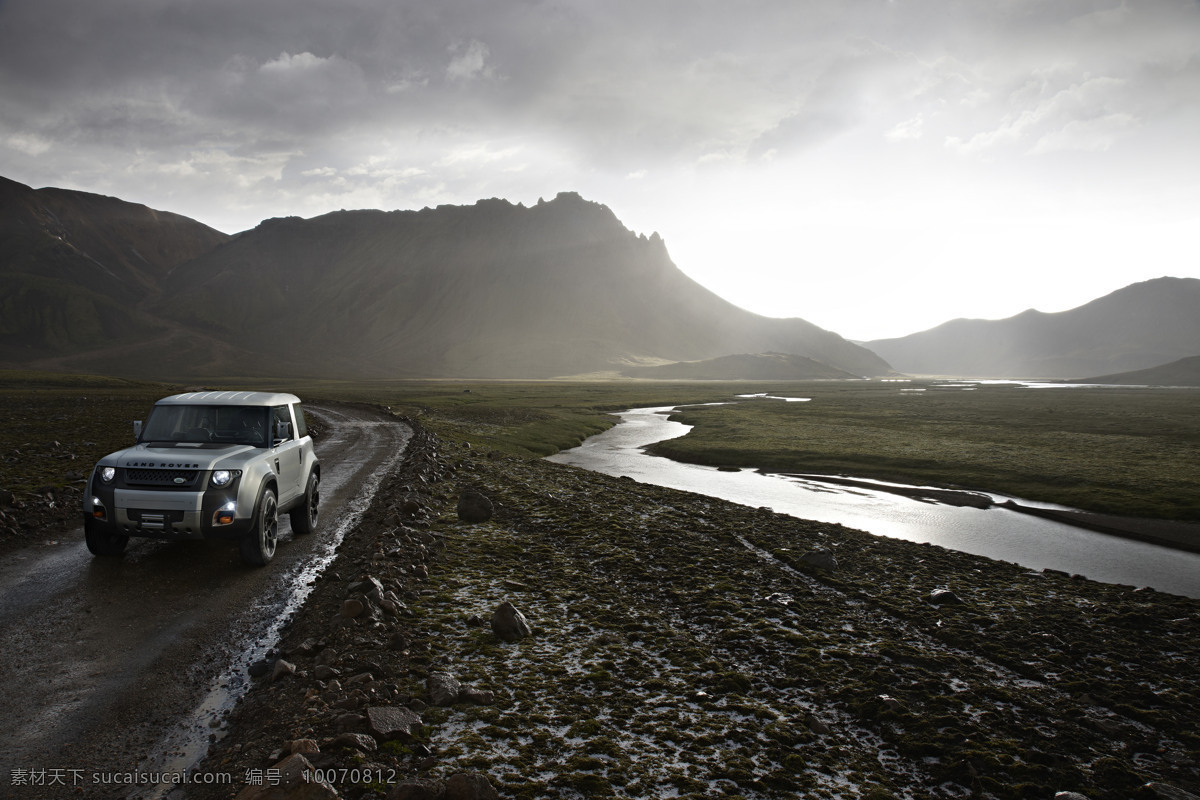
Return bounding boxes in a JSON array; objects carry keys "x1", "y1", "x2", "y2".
[
  {"x1": 260, "y1": 51, "x2": 332, "y2": 73},
  {"x1": 4, "y1": 133, "x2": 52, "y2": 155},
  {"x1": 446, "y1": 39, "x2": 492, "y2": 82}
]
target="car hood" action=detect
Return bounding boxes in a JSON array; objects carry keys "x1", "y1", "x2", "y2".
[{"x1": 114, "y1": 443, "x2": 259, "y2": 471}]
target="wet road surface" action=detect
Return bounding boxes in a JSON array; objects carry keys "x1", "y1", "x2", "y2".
[{"x1": 0, "y1": 404, "x2": 410, "y2": 798}]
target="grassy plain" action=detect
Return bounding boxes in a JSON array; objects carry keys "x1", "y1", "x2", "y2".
[
  {"x1": 648, "y1": 382, "x2": 1200, "y2": 521},
  {"x1": 3, "y1": 372, "x2": 1197, "y2": 521}
]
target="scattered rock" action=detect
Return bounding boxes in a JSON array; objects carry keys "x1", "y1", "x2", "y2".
[
  {"x1": 367, "y1": 705, "x2": 423, "y2": 740},
  {"x1": 457, "y1": 490, "x2": 493, "y2": 523},
  {"x1": 314, "y1": 665, "x2": 340, "y2": 681},
  {"x1": 331, "y1": 732, "x2": 378, "y2": 753},
  {"x1": 271, "y1": 659, "x2": 297, "y2": 682},
  {"x1": 233, "y1": 753, "x2": 336, "y2": 799},
  {"x1": 445, "y1": 772, "x2": 500, "y2": 800},
  {"x1": 427, "y1": 672, "x2": 462, "y2": 706},
  {"x1": 1144, "y1": 783, "x2": 1200, "y2": 800},
  {"x1": 388, "y1": 777, "x2": 446, "y2": 800},
  {"x1": 339, "y1": 598, "x2": 366, "y2": 618},
  {"x1": 287, "y1": 739, "x2": 320, "y2": 756},
  {"x1": 799, "y1": 548, "x2": 838, "y2": 570},
  {"x1": 929, "y1": 589, "x2": 964, "y2": 605},
  {"x1": 459, "y1": 688, "x2": 495, "y2": 705},
  {"x1": 491, "y1": 600, "x2": 531, "y2": 642}
]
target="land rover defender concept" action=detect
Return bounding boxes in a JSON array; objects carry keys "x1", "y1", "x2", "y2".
[{"x1": 83, "y1": 391, "x2": 320, "y2": 566}]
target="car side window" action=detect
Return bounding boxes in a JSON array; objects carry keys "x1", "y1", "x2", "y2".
[
  {"x1": 292, "y1": 403, "x2": 308, "y2": 438},
  {"x1": 272, "y1": 405, "x2": 293, "y2": 441}
]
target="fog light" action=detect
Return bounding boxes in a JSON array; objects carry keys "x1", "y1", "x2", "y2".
[
  {"x1": 91, "y1": 496, "x2": 106, "y2": 520},
  {"x1": 213, "y1": 501, "x2": 236, "y2": 526}
]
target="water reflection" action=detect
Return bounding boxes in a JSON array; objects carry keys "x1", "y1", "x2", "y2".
[{"x1": 547, "y1": 406, "x2": 1200, "y2": 598}]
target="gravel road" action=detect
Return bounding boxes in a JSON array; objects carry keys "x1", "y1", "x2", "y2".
[{"x1": 0, "y1": 404, "x2": 410, "y2": 799}]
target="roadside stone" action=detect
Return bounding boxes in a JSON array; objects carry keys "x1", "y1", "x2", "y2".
[
  {"x1": 367, "y1": 705, "x2": 423, "y2": 740},
  {"x1": 930, "y1": 589, "x2": 965, "y2": 605},
  {"x1": 445, "y1": 772, "x2": 500, "y2": 800},
  {"x1": 427, "y1": 672, "x2": 462, "y2": 706},
  {"x1": 491, "y1": 600, "x2": 531, "y2": 642},
  {"x1": 799, "y1": 549, "x2": 838, "y2": 570},
  {"x1": 1144, "y1": 783, "x2": 1200, "y2": 800},
  {"x1": 460, "y1": 688, "x2": 495, "y2": 705},
  {"x1": 271, "y1": 659, "x2": 297, "y2": 682},
  {"x1": 387, "y1": 777, "x2": 446, "y2": 800},
  {"x1": 314, "y1": 665, "x2": 340, "y2": 681},
  {"x1": 288, "y1": 739, "x2": 320, "y2": 756},
  {"x1": 333, "y1": 712, "x2": 368, "y2": 733},
  {"x1": 233, "y1": 753, "x2": 336, "y2": 800},
  {"x1": 456, "y1": 490, "x2": 493, "y2": 523},
  {"x1": 349, "y1": 576, "x2": 385, "y2": 601},
  {"x1": 340, "y1": 598, "x2": 366, "y2": 618},
  {"x1": 331, "y1": 732, "x2": 378, "y2": 753}
]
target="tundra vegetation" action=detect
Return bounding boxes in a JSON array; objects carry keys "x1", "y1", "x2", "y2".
[{"x1": 3, "y1": 372, "x2": 1199, "y2": 798}]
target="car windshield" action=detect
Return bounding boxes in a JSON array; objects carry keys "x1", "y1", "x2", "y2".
[{"x1": 141, "y1": 405, "x2": 269, "y2": 446}]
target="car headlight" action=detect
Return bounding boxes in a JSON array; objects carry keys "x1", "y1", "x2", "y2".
[
  {"x1": 210, "y1": 469, "x2": 239, "y2": 487},
  {"x1": 99, "y1": 467, "x2": 116, "y2": 484}
]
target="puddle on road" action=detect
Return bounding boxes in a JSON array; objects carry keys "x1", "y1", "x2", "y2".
[{"x1": 130, "y1": 416, "x2": 408, "y2": 800}]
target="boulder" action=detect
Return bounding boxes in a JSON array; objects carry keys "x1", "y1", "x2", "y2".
[
  {"x1": 445, "y1": 772, "x2": 500, "y2": 800},
  {"x1": 457, "y1": 490, "x2": 494, "y2": 523},
  {"x1": 929, "y1": 589, "x2": 964, "y2": 605},
  {"x1": 388, "y1": 778, "x2": 446, "y2": 800},
  {"x1": 367, "y1": 705, "x2": 423, "y2": 740},
  {"x1": 492, "y1": 601, "x2": 532, "y2": 642},
  {"x1": 331, "y1": 732, "x2": 378, "y2": 753},
  {"x1": 799, "y1": 549, "x2": 838, "y2": 571},
  {"x1": 233, "y1": 753, "x2": 337, "y2": 800},
  {"x1": 428, "y1": 672, "x2": 463, "y2": 707},
  {"x1": 271, "y1": 659, "x2": 296, "y2": 682},
  {"x1": 1144, "y1": 783, "x2": 1200, "y2": 800}
]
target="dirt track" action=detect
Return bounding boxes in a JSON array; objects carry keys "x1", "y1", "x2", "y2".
[{"x1": 0, "y1": 404, "x2": 410, "y2": 799}]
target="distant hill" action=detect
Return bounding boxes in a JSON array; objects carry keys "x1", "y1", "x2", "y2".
[
  {"x1": 0, "y1": 178, "x2": 891, "y2": 380},
  {"x1": 1079, "y1": 354, "x2": 1200, "y2": 387},
  {"x1": 0, "y1": 176, "x2": 230, "y2": 363},
  {"x1": 864, "y1": 277, "x2": 1200, "y2": 378},
  {"x1": 622, "y1": 352, "x2": 861, "y2": 380}
]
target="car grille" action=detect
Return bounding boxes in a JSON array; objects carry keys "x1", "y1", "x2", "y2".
[{"x1": 125, "y1": 469, "x2": 200, "y2": 487}]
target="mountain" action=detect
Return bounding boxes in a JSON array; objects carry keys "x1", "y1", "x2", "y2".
[
  {"x1": 0, "y1": 180, "x2": 890, "y2": 380},
  {"x1": 0, "y1": 176, "x2": 230, "y2": 363},
  {"x1": 1079, "y1": 354, "x2": 1200, "y2": 387},
  {"x1": 864, "y1": 277, "x2": 1200, "y2": 378},
  {"x1": 621, "y1": 352, "x2": 861, "y2": 380}
]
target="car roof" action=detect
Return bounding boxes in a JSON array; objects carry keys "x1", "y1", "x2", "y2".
[{"x1": 155, "y1": 391, "x2": 302, "y2": 407}]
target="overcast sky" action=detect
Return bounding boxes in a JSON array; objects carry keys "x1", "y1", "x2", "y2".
[{"x1": 2, "y1": 0, "x2": 1197, "y2": 341}]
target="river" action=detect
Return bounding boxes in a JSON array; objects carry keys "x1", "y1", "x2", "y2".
[{"x1": 547, "y1": 404, "x2": 1200, "y2": 598}]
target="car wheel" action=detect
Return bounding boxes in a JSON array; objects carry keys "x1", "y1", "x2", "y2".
[
  {"x1": 239, "y1": 486, "x2": 278, "y2": 566},
  {"x1": 289, "y1": 472, "x2": 319, "y2": 535},
  {"x1": 85, "y1": 520, "x2": 128, "y2": 557}
]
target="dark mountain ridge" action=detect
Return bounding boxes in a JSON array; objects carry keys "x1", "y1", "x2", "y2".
[
  {"x1": 0, "y1": 176, "x2": 230, "y2": 362},
  {"x1": 0, "y1": 178, "x2": 890, "y2": 380},
  {"x1": 865, "y1": 277, "x2": 1200, "y2": 378}
]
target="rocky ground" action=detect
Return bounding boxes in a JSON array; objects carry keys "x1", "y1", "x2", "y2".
[{"x1": 183, "y1": 415, "x2": 1200, "y2": 800}]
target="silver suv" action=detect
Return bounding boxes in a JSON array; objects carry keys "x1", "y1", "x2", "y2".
[{"x1": 84, "y1": 391, "x2": 320, "y2": 566}]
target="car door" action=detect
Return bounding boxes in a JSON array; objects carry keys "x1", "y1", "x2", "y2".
[{"x1": 271, "y1": 405, "x2": 303, "y2": 506}]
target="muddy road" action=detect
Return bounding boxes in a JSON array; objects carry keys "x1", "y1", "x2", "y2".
[{"x1": 0, "y1": 404, "x2": 410, "y2": 799}]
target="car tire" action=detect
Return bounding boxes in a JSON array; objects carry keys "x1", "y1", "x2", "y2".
[
  {"x1": 289, "y1": 472, "x2": 319, "y2": 536},
  {"x1": 85, "y1": 520, "x2": 129, "y2": 557},
  {"x1": 239, "y1": 486, "x2": 278, "y2": 566}
]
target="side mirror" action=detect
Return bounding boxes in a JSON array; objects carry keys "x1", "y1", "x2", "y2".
[
  {"x1": 274, "y1": 420, "x2": 291, "y2": 443},
  {"x1": 133, "y1": 420, "x2": 143, "y2": 441}
]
